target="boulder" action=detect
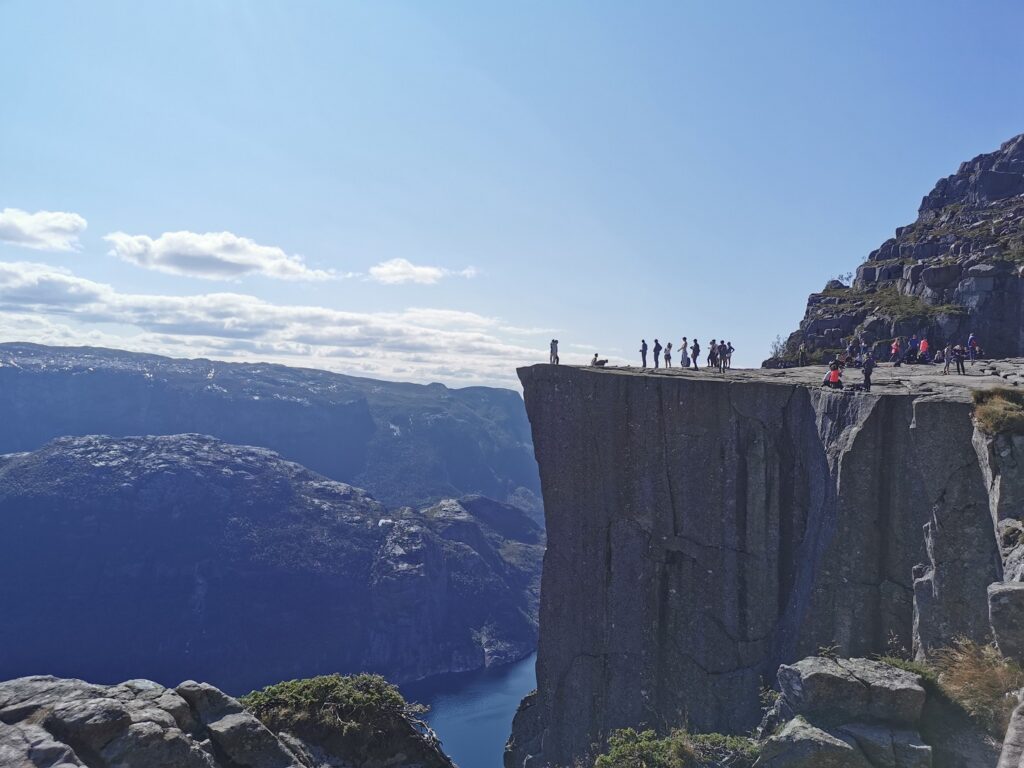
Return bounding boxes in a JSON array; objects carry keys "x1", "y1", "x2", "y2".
[
  {"x1": 989, "y1": 582, "x2": 1024, "y2": 662},
  {"x1": 755, "y1": 717, "x2": 871, "y2": 767},
  {"x1": 921, "y1": 264, "x2": 962, "y2": 290},
  {"x1": 775, "y1": 658, "x2": 926, "y2": 726}
]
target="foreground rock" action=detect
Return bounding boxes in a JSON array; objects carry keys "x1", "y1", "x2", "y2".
[
  {"x1": 506, "y1": 364, "x2": 1013, "y2": 768},
  {"x1": 0, "y1": 674, "x2": 454, "y2": 768},
  {"x1": 770, "y1": 133, "x2": 1024, "y2": 365},
  {"x1": 0, "y1": 435, "x2": 543, "y2": 691},
  {"x1": 0, "y1": 342, "x2": 541, "y2": 519},
  {"x1": 757, "y1": 658, "x2": 930, "y2": 768}
]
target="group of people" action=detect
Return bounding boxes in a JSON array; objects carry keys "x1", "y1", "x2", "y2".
[
  {"x1": 818, "y1": 330, "x2": 984, "y2": 392},
  {"x1": 639, "y1": 338, "x2": 735, "y2": 372}
]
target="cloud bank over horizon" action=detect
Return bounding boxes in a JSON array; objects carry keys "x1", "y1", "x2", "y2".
[
  {"x1": 0, "y1": 209, "x2": 88, "y2": 252},
  {"x1": 0, "y1": 259, "x2": 545, "y2": 387}
]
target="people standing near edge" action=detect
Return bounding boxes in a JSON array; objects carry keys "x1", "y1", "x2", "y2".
[
  {"x1": 549, "y1": 339, "x2": 559, "y2": 365},
  {"x1": 890, "y1": 337, "x2": 902, "y2": 366},
  {"x1": 681, "y1": 337, "x2": 689, "y2": 368},
  {"x1": 664, "y1": 341, "x2": 673, "y2": 368},
  {"x1": 640, "y1": 339, "x2": 648, "y2": 367},
  {"x1": 862, "y1": 353, "x2": 875, "y2": 392},
  {"x1": 717, "y1": 340, "x2": 727, "y2": 372},
  {"x1": 707, "y1": 339, "x2": 717, "y2": 369},
  {"x1": 726, "y1": 341, "x2": 734, "y2": 369},
  {"x1": 653, "y1": 339, "x2": 663, "y2": 369},
  {"x1": 691, "y1": 338, "x2": 701, "y2": 372}
]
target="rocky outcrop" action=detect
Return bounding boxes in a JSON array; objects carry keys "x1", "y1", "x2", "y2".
[
  {"x1": 755, "y1": 658, "x2": 931, "y2": 768},
  {"x1": 0, "y1": 342, "x2": 541, "y2": 519},
  {"x1": 0, "y1": 674, "x2": 454, "y2": 768},
  {"x1": 770, "y1": 133, "x2": 1024, "y2": 365},
  {"x1": 0, "y1": 434, "x2": 543, "y2": 691},
  {"x1": 506, "y1": 365, "x2": 1006, "y2": 768}
]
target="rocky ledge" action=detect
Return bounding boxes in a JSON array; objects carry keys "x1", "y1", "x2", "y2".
[
  {"x1": 506, "y1": 363, "x2": 1024, "y2": 768},
  {"x1": 0, "y1": 674, "x2": 454, "y2": 768}
]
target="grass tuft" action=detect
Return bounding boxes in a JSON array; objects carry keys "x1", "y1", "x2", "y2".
[
  {"x1": 973, "y1": 388, "x2": 1024, "y2": 435},
  {"x1": 931, "y1": 638, "x2": 1024, "y2": 736},
  {"x1": 593, "y1": 728, "x2": 758, "y2": 768}
]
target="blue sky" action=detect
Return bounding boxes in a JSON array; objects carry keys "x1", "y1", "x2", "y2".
[{"x1": 2, "y1": 1, "x2": 1024, "y2": 387}]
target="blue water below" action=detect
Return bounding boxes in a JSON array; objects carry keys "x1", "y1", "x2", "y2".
[{"x1": 402, "y1": 653, "x2": 537, "y2": 768}]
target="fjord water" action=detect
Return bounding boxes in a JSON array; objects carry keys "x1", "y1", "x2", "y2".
[{"x1": 404, "y1": 653, "x2": 537, "y2": 768}]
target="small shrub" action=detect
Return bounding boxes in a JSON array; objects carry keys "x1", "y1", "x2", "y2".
[
  {"x1": 931, "y1": 638, "x2": 1024, "y2": 736},
  {"x1": 593, "y1": 728, "x2": 758, "y2": 768},
  {"x1": 817, "y1": 643, "x2": 841, "y2": 660},
  {"x1": 241, "y1": 673, "x2": 426, "y2": 736},
  {"x1": 973, "y1": 388, "x2": 1024, "y2": 435}
]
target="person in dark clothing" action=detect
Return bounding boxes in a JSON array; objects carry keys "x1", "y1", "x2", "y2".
[
  {"x1": 691, "y1": 339, "x2": 700, "y2": 372},
  {"x1": 707, "y1": 339, "x2": 717, "y2": 368},
  {"x1": 954, "y1": 344, "x2": 966, "y2": 375},
  {"x1": 653, "y1": 339, "x2": 662, "y2": 368},
  {"x1": 798, "y1": 342, "x2": 808, "y2": 367},
  {"x1": 640, "y1": 339, "x2": 648, "y2": 367},
  {"x1": 862, "y1": 354, "x2": 875, "y2": 392}
]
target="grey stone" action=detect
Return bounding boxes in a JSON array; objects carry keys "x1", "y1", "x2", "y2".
[
  {"x1": 755, "y1": 718, "x2": 871, "y2": 767},
  {"x1": 776, "y1": 658, "x2": 925, "y2": 726},
  {"x1": 205, "y1": 712, "x2": 302, "y2": 768},
  {"x1": 990, "y1": 582, "x2": 1024, "y2": 663}
]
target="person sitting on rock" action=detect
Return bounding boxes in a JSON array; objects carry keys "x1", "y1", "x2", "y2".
[
  {"x1": 590, "y1": 353, "x2": 608, "y2": 367},
  {"x1": 823, "y1": 361, "x2": 843, "y2": 389}
]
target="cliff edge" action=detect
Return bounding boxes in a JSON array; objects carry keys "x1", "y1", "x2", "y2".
[{"x1": 506, "y1": 363, "x2": 1024, "y2": 768}]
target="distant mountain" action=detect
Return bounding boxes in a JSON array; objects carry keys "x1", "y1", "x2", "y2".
[
  {"x1": 769, "y1": 132, "x2": 1024, "y2": 365},
  {"x1": 0, "y1": 434, "x2": 544, "y2": 693},
  {"x1": 0, "y1": 343, "x2": 542, "y2": 521}
]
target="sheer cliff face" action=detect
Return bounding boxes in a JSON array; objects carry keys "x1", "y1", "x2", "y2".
[{"x1": 507, "y1": 365, "x2": 1000, "y2": 768}]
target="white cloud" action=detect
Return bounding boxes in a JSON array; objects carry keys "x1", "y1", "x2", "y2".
[
  {"x1": 0, "y1": 260, "x2": 543, "y2": 387},
  {"x1": 0, "y1": 208, "x2": 87, "y2": 251},
  {"x1": 104, "y1": 230, "x2": 334, "y2": 282},
  {"x1": 368, "y1": 257, "x2": 477, "y2": 285}
]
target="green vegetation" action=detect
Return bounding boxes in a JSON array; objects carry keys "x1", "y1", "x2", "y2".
[
  {"x1": 241, "y1": 673, "x2": 427, "y2": 738},
  {"x1": 821, "y1": 285, "x2": 966, "y2": 322},
  {"x1": 880, "y1": 638, "x2": 1024, "y2": 737},
  {"x1": 592, "y1": 728, "x2": 759, "y2": 768},
  {"x1": 973, "y1": 388, "x2": 1024, "y2": 435}
]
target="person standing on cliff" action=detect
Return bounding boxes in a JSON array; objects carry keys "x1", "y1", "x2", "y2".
[
  {"x1": 664, "y1": 341, "x2": 673, "y2": 368},
  {"x1": 943, "y1": 342, "x2": 953, "y2": 374},
  {"x1": 954, "y1": 344, "x2": 967, "y2": 375},
  {"x1": 691, "y1": 338, "x2": 700, "y2": 371},
  {"x1": 707, "y1": 339, "x2": 717, "y2": 369},
  {"x1": 680, "y1": 337, "x2": 689, "y2": 368},
  {"x1": 549, "y1": 339, "x2": 559, "y2": 365},
  {"x1": 968, "y1": 333, "x2": 979, "y2": 364},
  {"x1": 653, "y1": 339, "x2": 662, "y2": 368},
  {"x1": 862, "y1": 353, "x2": 875, "y2": 392},
  {"x1": 726, "y1": 341, "x2": 734, "y2": 369},
  {"x1": 717, "y1": 340, "x2": 728, "y2": 372},
  {"x1": 798, "y1": 341, "x2": 808, "y2": 367},
  {"x1": 640, "y1": 339, "x2": 648, "y2": 367}
]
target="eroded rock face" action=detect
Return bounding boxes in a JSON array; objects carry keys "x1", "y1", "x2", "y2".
[
  {"x1": 506, "y1": 365, "x2": 1001, "y2": 768},
  {"x1": 0, "y1": 435, "x2": 544, "y2": 691},
  {"x1": 0, "y1": 675, "x2": 454, "y2": 768}
]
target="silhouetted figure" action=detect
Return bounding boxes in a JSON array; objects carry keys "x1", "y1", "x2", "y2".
[
  {"x1": 640, "y1": 339, "x2": 648, "y2": 367},
  {"x1": 653, "y1": 339, "x2": 662, "y2": 368},
  {"x1": 691, "y1": 339, "x2": 701, "y2": 372},
  {"x1": 681, "y1": 337, "x2": 689, "y2": 368},
  {"x1": 664, "y1": 342, "x2": 673, "y2": 368},
  {"x1": 590, "y1": 353, "x2": 607, "y2": 367},
  {"x1": 954, "y1": 344, "x2": 966, "y2": 375},
  {"x1": 707, "y1": 339, "x2": 717, "y2": 368},
  {"x1": 798, "y1": 342, "x2": 808, "y2": 367},
  {"x1": 549, "y1": 339, "x2": 559, "y2": 365}
]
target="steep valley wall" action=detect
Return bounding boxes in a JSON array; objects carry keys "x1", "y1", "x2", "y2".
[{"x1": 507, "y1": 365, "x2": 1004, "y2": 768}]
